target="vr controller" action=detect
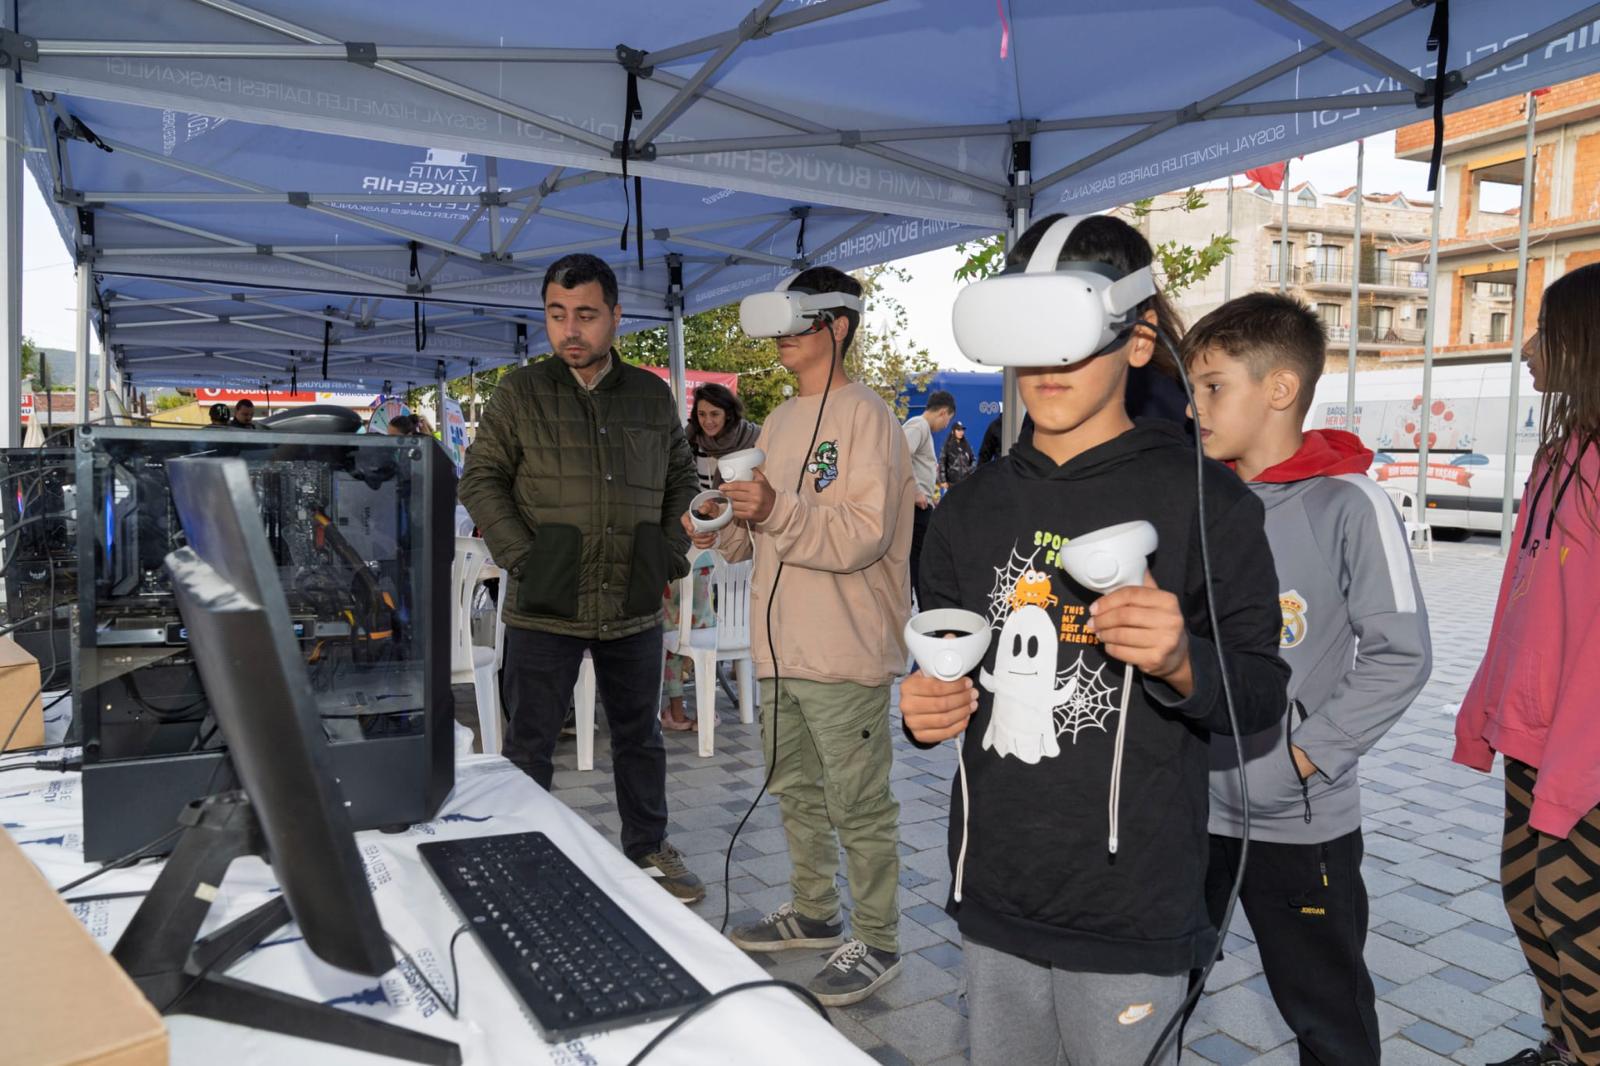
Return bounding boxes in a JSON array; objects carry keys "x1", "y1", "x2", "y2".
[
  {"x1": 950, "y1": 215, "x2": 1157, "y2": 368},
  {"x1": 1059, "y1": 520, "x2": 1158, "y2": 593},
  {"x1": 688, "y1": 448, "x2": 766, "y2": 534},
  {"x1": 904, "y1": 609, "x2": 990, "y2": 681}
]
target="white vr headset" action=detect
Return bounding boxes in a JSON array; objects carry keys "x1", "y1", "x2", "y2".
[
  {"x1": 951, "y1": 215, "x2": 1158, "y2": 367},
  {"x1": 739, "y1": 273, "x2": 864, "y2": 338}
]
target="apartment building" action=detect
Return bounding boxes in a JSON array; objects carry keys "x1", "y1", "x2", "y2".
[
  {"x1": 1122, "y1": 181, "x2": 1433, "y2": 370},
  {"x1": 1384, "y1": 72, "x2": 1600, "y2": 365}
]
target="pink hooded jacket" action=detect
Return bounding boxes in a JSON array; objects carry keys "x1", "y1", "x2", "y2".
[{"x1": 1454, "y1": 441, "x2": 1600, "y2": 838}]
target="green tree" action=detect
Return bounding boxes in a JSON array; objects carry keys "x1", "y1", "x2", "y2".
[
  {"x1": 952, "y1": 187, "x2": 1236, "y2": 297},
  {"x1": 154, "y1": 391, "x2": 192, "y2": 412},
  {"x1": 846, "y1": 264, "x2": 938, "y2": 419}
]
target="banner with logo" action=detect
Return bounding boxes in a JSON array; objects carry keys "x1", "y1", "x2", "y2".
[
  {"x1": 1375, "y1": 461, "x2": 1475, "y2": 488},
  {"x1": 440, "y1": 397, "x2": 467, "y2": 472}
]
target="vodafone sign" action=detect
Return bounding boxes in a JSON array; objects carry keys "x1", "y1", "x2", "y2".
[{"x1": 195, "y1": 388, "x2": 380, "y2": 407}]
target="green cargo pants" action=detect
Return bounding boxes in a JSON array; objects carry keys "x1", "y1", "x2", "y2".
[{"x1": 759, "y1": 678, "x2": 900, "y2": 954}]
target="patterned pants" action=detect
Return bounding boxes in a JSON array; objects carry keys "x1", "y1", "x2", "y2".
[
  {"x1": 661, "y1": 566, "x2": 715, "y2": 699},
  {"x1": 1504, "y1": 758, "x2": 1600, "y2": 1064}
]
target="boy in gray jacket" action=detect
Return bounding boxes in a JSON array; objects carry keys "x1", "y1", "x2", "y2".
[{"x1": 1185, "y1": 293, "x2": 1431, "y2": 1066}]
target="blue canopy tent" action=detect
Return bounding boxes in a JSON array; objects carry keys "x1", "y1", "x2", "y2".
[
  {"x1": 20, "y1": 95, "x2": 981, "y2": 408},
  {"x1": 3, "y1": 0, "x2": 1599, "y2": 451}
]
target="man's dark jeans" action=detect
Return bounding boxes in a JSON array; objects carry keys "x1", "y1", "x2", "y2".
[{"x1": 500, "y1": 625, "x2": 668, "y2": 861}]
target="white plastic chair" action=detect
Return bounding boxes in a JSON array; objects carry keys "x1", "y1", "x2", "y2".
[
  {"x1": 452, "y1": 536, "x2": 506, "y2": 754},
  {"x1": 664, "y1": 549, "x2": 756, "y2": 758},
  {"x1": 1383, "y1": 486, "x2": 1435, "y2": 560}
]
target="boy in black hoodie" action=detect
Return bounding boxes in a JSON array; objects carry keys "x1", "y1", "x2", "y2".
[{"x1": 900, "y1": 215, "x2": 1289, "y2": 1066}]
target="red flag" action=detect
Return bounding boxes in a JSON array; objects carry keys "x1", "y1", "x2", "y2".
[{"x1": 1245, "y1": 162, "x2": 1288, "y2": 191}]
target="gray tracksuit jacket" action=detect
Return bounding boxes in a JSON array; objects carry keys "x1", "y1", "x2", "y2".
[{"x1": 1209, "y1": 430, "x2": 1432, "y2": 845}]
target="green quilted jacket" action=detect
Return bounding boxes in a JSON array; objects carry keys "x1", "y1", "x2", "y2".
[{"x1": 458, "y1": 354, "x2": 698, "y2": 639}]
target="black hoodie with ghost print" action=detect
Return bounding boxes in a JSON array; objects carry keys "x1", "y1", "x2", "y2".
[{"x1": 914, "y1": 419, "x2": 1288, "y2": 976}]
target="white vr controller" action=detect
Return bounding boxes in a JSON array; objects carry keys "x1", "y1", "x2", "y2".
[
  {"x1": 689, "y1": 448, "x2": 767, "y2": 533},
  {"x1": 904, "y1": 609, "x2": 991, "y2": 682},
  {"x1": 950, "y1": 215, "x2": 1157, "y2": 367},
  {"x1": 1059, "y1": 520, "x2": 1158, "y2": 593},
  {"x1": 739, "y1": 273, "x2": 864, "y2": 338}
]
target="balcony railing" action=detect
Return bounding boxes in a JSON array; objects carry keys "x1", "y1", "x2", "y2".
[
  {"x1": 1324, "y1": 324, "x2": 1426, "y2": 345},
  {"x1": 1266, "y1": 263, "x2": 1430, "y2": 288}
]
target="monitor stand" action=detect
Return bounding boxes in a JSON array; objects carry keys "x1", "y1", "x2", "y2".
[{"x1": 111, "y1": 791, "x2": 461, "y2": 1066}]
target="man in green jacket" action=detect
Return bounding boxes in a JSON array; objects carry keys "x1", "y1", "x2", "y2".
[{"x1": 460, "y1": 254, "x2": 703, "y2": 902}]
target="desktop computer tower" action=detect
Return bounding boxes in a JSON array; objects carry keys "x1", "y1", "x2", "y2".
[
  {"x1": 73, "y1": 426, "x2": 457, "y2": 860},
  {"x1": 0, "y1": 448, "x2": 77, "y2": 691}
]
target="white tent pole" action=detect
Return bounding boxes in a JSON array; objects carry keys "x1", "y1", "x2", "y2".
[
  {"x1": 1002, "y1": 143, "x2": 1030, "y2": 455},
  {"x1": 1501, "y1": 91, "x2": 1539, "y2": 554},
  {"x1": 0, "y1": 56, "x2": 20, "y2": 449},
  {"x1": 1278, "y1": 161, "x2": 1291, "y2": 295},
  {"x1": 75, "y1": 263, "x2": 92, "y2": 424},
  {"x1": 1416, "y1": 183, "x2": 1445, "y2": 521},
  {"x1": 1224, "y1": 175, "x2": 1234, "y2": 303},
  {"x1": 666, "y1": 255, "x2": 688, "y2": 426},
  {"x1": 1347, "y1": 140, "x2": 1363, "y2": 423}
]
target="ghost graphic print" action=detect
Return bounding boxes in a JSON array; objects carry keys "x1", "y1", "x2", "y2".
[{"x1": 979, "y1": 606, "x2": 1074, "y2": 764}]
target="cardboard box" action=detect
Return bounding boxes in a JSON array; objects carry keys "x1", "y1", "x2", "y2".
[
  {"x1": 0, "y1": 636, "x2": 42, "y2": 751},
  {"x1": 0, "y1": 827, "x2": 168, "y2": 1065}
]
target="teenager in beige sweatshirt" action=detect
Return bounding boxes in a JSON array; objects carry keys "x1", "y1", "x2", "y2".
[{"x1": 683, "y1": 266, "x2": 915, "y2": 1007}]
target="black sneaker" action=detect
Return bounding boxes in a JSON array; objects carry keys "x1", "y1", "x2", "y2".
[
  {"x1": 634, "y1": 843, "x2": 705, "y2": 904},
  {"x1": 1489, "y1": 1044, "x2": 1571, "y2": 1066},
  {"x1": 729, "y1": 903, "x2": 845, "y2": 953},
  {"x1": 809, "y1": 938, "x2": 900, "y2": 1007}
]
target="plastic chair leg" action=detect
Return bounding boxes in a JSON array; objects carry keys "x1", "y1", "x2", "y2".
[
  {"x1": 735, "y1": 658, "x2": 755, "y2": 725},
  {"x1": 472, "y1": 661, "x2": 502, "y2": 755},
  {"x1": 575, "y1": 654, "x2": 597, "y2": 772},
  {"x1": 694, "y1": 651, "x2": 717, "y2": 758}
]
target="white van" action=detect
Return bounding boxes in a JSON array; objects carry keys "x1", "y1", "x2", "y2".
[{"x1": 1308, "y1": 362, "x2": 1540, "y2": 533}]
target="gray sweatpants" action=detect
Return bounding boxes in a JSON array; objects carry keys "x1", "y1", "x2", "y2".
[{"x1": 965, "y1": 935, "x2": 1185, "y2": 1066}]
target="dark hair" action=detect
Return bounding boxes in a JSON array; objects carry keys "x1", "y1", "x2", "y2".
[
  {"x1": 208, "y1": 403, "x2": 231, "y2": 425},
  {"x1": 543, "y1": 253, "x2": 619, "y2": 308},
  {"x1": 1181, "y1": 292, "x2": 1326, "y2": 417},
  {"x1": 925, "y1": 390, "x2": 956, "y2": 414},
  {"x1": 693, "y1": 382, "x2": 744, "y2": 428},
  {"x1": 1008, "y1": 214, "x2": 1185, "y2": 377},
  {"x1": 234, "y1": 398, "x2": 254, "y2": 410},
  {"x1": 787, "y1": 265, "x2": 863, "y2": 355},
  {"x1": 1534, "y1": 262, "x2": 1600, "y2": 530},
  {"x1": 388, "y1": 413, "x2": 418, "y2": 435}
]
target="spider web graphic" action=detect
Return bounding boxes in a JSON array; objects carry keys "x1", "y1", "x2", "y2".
[
  {"x1": 1052, "y1": 651, "x2": 1122, "y2": 742},
  {"x1": 986, "y1": 545, "x2": 1041, "y2": 630}
]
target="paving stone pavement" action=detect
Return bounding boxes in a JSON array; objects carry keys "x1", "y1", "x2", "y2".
[{"x1": 546, "y1": 536, "x2": 1524, "y2": 1064}]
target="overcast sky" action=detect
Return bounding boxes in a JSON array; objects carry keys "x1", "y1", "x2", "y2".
[{"x1": 21, "y1": 128, "x2": 1507, "y2": 370}]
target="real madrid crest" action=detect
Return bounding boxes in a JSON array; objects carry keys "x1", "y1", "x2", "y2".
[{"x1": 1280, "y1": 590, "x2": 1309, "y2": 649}]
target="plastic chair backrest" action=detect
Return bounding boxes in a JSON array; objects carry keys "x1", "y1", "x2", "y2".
[
  {"x1": 1382, "y1": 486, "x2": 1416, "y2": 524},
  {"x1": 451, "y1": 536, "x2": 489, "y2": 674},
  {"x1": 712, "y1": 557, "x2": 753, "y2": 650}
]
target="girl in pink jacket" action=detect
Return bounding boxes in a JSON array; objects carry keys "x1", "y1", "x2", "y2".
[{"x1": 1455, "y1": 262, "x2": 1600, "y2": 1066}]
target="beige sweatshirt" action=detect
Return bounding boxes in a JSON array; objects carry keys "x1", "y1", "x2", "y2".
[{"x1": 717, "y1": 381, "x2": 916, "y2": 688}]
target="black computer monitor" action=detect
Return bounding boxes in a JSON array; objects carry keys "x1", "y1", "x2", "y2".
[{"x1": 108, "y1": 457, "x2": 458, "y2": 1065}]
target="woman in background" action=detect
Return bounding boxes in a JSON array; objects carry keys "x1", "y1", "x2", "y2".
[{"x1": 661, "y1": 384, "x2": 760, "y2": 731}]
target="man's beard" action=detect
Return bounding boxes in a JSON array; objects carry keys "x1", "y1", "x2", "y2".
[{"x1": 559, "y1": 340, "x2": 610, "y2": 368}]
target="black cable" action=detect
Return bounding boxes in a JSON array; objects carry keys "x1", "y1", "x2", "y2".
[
  {"x1": 63, "y1": 890, "x2": 151, "y2": 905},
  {"x1": 719, "y1": 319, "x2": 839, "y2": 935},
  {"x1": 625, "y1": 979, "x2": 829, "y2": 1066},
  {"x1": 385, "y1": 928, "x2": 466, "y2": 1020},
  {"x1": 53, "y1": 826, "x2": 185, "y2": 896},
  {"x1": 1140, "y1": 325, "x2": 1248, "y2": 1066}
]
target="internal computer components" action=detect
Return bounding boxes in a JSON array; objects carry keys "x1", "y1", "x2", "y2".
[{"x1": 74, "y1": 427, "x2": 456, "y2": 859}]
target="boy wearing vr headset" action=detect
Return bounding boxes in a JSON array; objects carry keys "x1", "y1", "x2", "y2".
[
  {"x1": 899, "y1": 215, "x2": 1288, "y2": 1065},
  {"x1": 684, "y1": 266, "x2": 917, "y2": 1006},
  {"x1": 1183, "y1": 293, "x2": 1429, "y2": 1066}
]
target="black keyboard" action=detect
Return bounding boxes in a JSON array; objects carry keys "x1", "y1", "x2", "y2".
[{"x1": 418, "y1": 831, "x2": 710, "y2": 1042}]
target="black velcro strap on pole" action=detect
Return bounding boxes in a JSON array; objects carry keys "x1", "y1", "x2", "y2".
[
  {"x1": 1426, "y1": 0, "x2": 1450, "y2": 192},
  {"x1": 633, "y1": 174, "x2": 645, "y2": 272},
  {"x1": 620, "y1": 72, "x2": 642, "y2": 258},
  {"x1": 322, "y1": 319, "x2": 331, "y2": 379},
  {"x1": 796, "y1": 213, "x2": 807, "y2": 257}
]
